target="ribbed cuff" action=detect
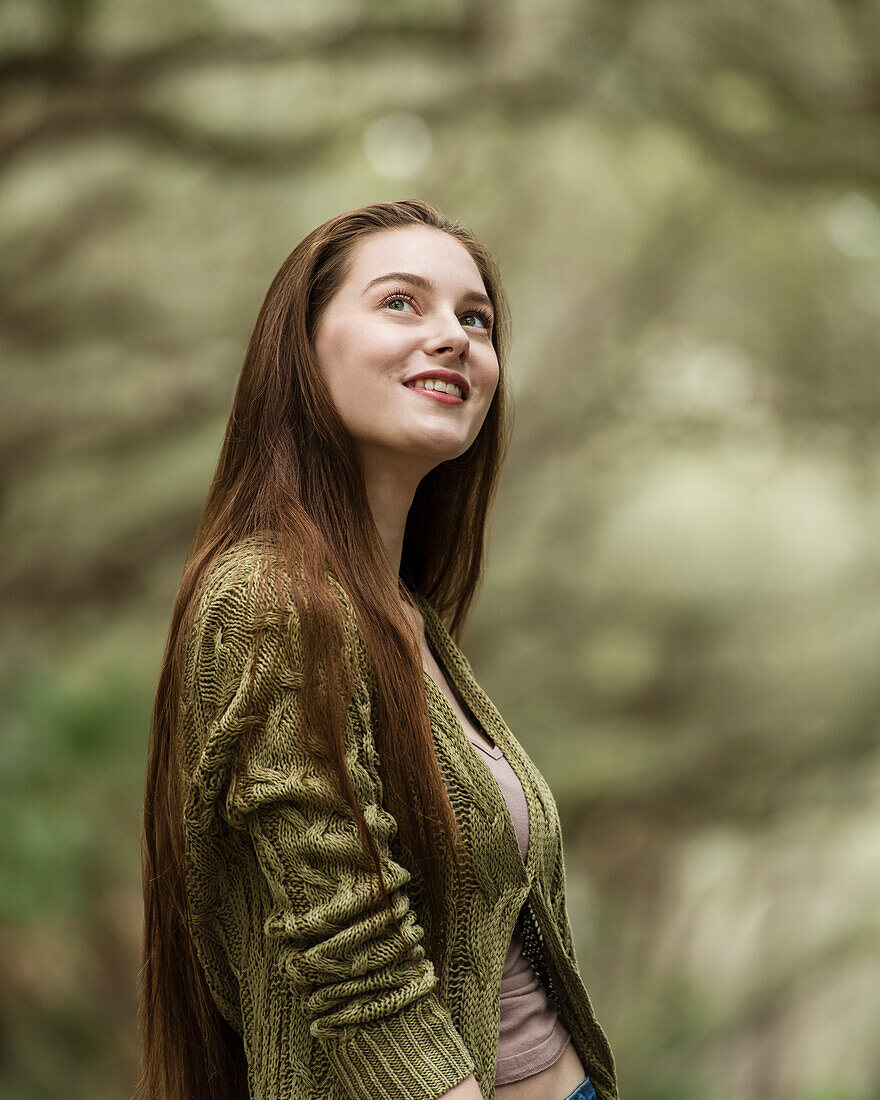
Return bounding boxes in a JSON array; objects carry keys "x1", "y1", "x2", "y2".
[{"x1": 322, "y1": 993, "x2": 477, "y2": 1100}]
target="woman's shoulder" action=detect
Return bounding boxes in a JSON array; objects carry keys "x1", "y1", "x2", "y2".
[
  {"x1": 198, "y1": 533, "x2": 344, "y2": 610},
  {"x1": 191, "y1": 534, "x2": 284, "y2": 629},
  {"x1": 195, "y1": 534, "x2": 364, "y2": 661},
  {"x1": 204, "y1": 531, "x2": 288, "y2": 586}
]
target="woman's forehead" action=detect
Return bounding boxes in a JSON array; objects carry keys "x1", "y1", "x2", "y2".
[{"x1": 342, "y1": 229, "x2": 486, "y2": 299}]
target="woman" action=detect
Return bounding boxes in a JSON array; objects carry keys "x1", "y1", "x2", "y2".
[{"x1": 138, "y1": 200, "x2": 617, "y2": 1100}]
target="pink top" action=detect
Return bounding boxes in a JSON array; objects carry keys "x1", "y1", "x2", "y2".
[{"x1": 461, "y1": 726, "x2": 573, "y2": 1085}]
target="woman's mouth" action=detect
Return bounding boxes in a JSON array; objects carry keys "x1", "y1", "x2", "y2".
[{"x1": 403, "y1": 380, "x2": 465, "y2": 405}]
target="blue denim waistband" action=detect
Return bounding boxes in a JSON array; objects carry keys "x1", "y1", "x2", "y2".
[{"x1": 561, "y1": 1075, "x2": 596, "y2": 1100}]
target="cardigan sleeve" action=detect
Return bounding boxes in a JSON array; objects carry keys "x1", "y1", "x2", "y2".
[{"x1": 185, "y1": 565, "x2": 476, "y2": 1100}]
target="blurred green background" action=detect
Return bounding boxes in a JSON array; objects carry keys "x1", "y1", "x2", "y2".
[{"x1": 3, "y1": 0, "x2": 880, "y2": 1097}]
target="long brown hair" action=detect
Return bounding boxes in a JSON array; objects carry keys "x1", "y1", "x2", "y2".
[{"x1": 136, "y1": 199, "x2": 513, "y2": 1099}]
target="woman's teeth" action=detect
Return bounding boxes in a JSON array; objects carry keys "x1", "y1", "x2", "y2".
[{"x1": 406, "y1": 379, "x2": 463, "y2": 399}]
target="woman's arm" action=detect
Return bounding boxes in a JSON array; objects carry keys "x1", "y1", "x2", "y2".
[{"x1": 185, "y1": 560, "x2": 477, "y2": 1100}]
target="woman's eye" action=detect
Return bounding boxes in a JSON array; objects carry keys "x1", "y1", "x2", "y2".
[
  {"x1": 385, "y1": 295, "x2": 414, "y2": 312},
  {"x1": 381, "y1": 292, "x2": 493, "y2": 332}
]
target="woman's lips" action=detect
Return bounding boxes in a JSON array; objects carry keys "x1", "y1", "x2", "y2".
[{"x1": 403, "y1": 384, "x2": 464, "y2": 406}]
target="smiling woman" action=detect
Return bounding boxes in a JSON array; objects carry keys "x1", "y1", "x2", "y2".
[{"x1": 138, "y1": 199, "x2": 618, "y2": 1100}]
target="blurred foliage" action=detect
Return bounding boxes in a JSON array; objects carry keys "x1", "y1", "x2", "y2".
[{"x1": 2, "y1": 0, "x2": 880, "y2": 1096}]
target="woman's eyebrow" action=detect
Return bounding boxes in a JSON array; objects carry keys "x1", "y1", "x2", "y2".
[{"x1": 362, "y1": 271, "x2": 494, "y2": 312}]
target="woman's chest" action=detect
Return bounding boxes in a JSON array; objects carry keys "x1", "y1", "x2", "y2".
[
  {"x1": 417, "y1": 622, "x2": 559, "y2": 888},
  {"x1": 422, "y1": 645, "x2": 589, "y2": 1099}
]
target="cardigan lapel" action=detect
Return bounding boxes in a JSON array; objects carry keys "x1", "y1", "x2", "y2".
[{"x1": 413, "y1": 591, "x2": 538, "y2": 892}]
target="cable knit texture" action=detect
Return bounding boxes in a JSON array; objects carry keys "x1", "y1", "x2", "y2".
[{"x1": 178, "y1": 535, "x2": 618, "y2": 1099}]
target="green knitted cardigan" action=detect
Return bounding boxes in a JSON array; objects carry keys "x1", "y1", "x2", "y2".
[{"x1": 179, "y1": 537, "x2": 618, "y2": 1100}]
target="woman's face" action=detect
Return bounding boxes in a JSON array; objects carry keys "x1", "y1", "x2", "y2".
[{"x1": 312, "y1": 225, "x2": 500, "y2": 477}]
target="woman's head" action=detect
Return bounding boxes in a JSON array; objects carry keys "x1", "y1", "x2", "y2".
[{"x1": 311, "y1": 222, "x2": 500, "y2": 485}]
